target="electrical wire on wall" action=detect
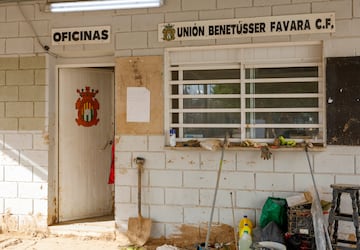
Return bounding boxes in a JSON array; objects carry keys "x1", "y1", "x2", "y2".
[
  {"x1": 16, "y1": 0, "x2": 58, "y2": 58},
  {"x1": 15, "y1": 0, "x2": 114, "y2": 59}
]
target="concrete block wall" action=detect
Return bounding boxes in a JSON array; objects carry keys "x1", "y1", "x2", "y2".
[
  {"x1": 1, "y1": 0, "x2": 360, "y2": 58},
  {"x1": 108, "y1": 0, "x2": 360, "y2": 238},
  {"x1": 0, "y1": 0, "x2": 359, "y2": 238},
  {"x1": 0, "y1": 0, "x2": 357, "y2": 57},
  {"x1": 0, "y1": 55, "x2": 48, "y2": 232},
  {"x1": 115, "y1": 136, "x2": 359, "y2": 238}
]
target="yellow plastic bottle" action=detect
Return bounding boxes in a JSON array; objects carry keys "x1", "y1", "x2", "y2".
[
  {"x1": 239, "y1": 215, "x2": 253, "y2": 229},
  {"x1": 239, "y1": 223, "x2": 252, "y2": 239},
  {"x1": 238, "y1": 215, "x2": 253, "y2": 238}
]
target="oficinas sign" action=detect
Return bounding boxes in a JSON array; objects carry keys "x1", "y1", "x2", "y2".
[
  {"x1": 51, "y1": 26, "x2": 111, "y2": 45},
  {"x1": 158, "y1": 13, "x2": 335, "y2": 42}
]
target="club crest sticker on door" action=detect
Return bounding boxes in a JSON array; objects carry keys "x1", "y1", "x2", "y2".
[{"x1": 75, "y1": 86, "x2": 100, "y2": 127}]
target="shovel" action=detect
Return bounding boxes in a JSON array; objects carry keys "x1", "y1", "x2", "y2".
[{"x1": 127, "y1": 157, "x2": 152, "y2": 246}]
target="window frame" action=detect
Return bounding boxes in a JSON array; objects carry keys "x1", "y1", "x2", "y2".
[{"x1": 164, "y1": 41, "x2": 326, "y2": 146}]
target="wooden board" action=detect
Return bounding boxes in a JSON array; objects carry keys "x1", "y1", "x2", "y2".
[
  {"x1": 115, "y1": 56, "x2": 164, "y2": 135},
  {"x1": 326, "y1": 56, "x2": 360, "y2": 145}
]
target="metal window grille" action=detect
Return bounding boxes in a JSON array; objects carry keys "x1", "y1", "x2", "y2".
[{"x1": 164, "y1": 42, "x2": 325, "y2": 145}]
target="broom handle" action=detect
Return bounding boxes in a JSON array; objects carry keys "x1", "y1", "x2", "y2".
[
  {"x1": 205, "y1": 134, "x2": 228, "y2": 249},
  {"x1": 230, "y1": 192, "x2": 238, "y2": 250}
]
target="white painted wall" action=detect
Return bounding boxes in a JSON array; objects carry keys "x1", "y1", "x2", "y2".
[
  {"x1": 0, "y1": 0, "x2": 359, "y2": 240},
  {"x1": 0, "y1": 55, "x2": 48, "y2": 231}
]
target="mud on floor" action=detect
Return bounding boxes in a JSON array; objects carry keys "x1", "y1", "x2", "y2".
[
  {"x1": 0, "y1": 224, "x2": 236, "y2": 250},
  {"x1": 146, "y1": 224, "x2": 236, "y2": 250}
]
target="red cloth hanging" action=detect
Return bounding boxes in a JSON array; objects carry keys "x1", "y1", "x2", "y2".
[{"x1": 108, "y1": 142, "x2": 115, "y2": 184}]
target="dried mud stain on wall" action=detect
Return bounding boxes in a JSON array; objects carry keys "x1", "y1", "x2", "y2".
[
  {"x1": 147, "y1": 223, "x2": 235, "y2": 249},
  {"x1": 115, "y1": 56, "x2": 164, "y2": 135}
]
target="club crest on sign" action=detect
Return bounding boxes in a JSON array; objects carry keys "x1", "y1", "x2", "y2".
[
  {"x1": 162, "y1": 24, "x2": 175, "y2": 41},
  {"x1": 75, "y1": 86, "x2": 99, "y2": 127}
]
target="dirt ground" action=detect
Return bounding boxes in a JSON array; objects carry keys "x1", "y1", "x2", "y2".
[
  {"x1": 0, "y1": 224, "x2": 236, "y2": 250},
  {"x1": 0, "y1": 233, "x2": 120, "y2": 250}
]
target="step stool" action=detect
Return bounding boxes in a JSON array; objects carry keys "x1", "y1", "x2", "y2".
[{"x1": 328, "y1": 184, "x2": 360, "y2": 250}]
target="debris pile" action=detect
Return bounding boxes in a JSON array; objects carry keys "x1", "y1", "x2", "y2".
[{"x1": 146, "y1": 224, "x2": 235, "y2": 250}]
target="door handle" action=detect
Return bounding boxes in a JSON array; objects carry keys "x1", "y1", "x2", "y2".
[{"x1": 102, "y1": 139, "x2": 113, "y2": 150}]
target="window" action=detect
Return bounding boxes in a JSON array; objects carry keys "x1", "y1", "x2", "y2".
[{"x1": 165, "y1": 42, "x2": 325, "y2": 145}]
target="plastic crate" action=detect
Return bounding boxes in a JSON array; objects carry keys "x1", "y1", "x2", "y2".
[{"x1": 287, "y1": 202, "x2": 314, "y2": 236}]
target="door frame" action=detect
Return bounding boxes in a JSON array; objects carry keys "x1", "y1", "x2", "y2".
[{"x1": 50, "y1": 62, "x2": 115, "y2": 224}]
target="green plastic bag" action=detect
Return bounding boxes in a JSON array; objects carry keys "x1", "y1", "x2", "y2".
[{"x1": 260, "y1": 197, "x2": 288, "y2": 230}]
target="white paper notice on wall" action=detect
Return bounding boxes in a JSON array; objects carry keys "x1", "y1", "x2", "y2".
[{"x1": 126, "y1": 87, "x2": 150, "y2": 122}]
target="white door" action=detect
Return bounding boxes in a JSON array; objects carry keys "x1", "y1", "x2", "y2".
[{"x1": 58, "y1": 67, "x2": 114, "y2": 222}]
